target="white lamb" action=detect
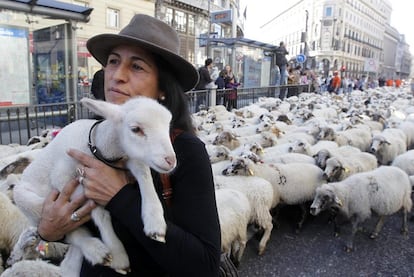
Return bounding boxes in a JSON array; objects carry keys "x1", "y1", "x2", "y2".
[
  {"x1": 222, "y1": 157, "x2": 326, "y2": 232},
  {"x1": 310, "y1": 166, "x2": 412, "y2": 252},
  {"x1": 215, "y1": 188, "x2": 251, "y2": 267},
  {"x1": 323, "y1": 152, "x2": 378, "y2": 182},
  {"x1": 12, "y1": 97, "x2": 177, "y2": 276},
  {"x1": 214, "y1": 175, "x2": 274, "y2": 255}
]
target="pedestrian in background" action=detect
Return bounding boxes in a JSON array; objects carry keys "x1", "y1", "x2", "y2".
[
  {"x1": 225, "y1": 75, "x2": 240, "y2": 111},
  {"x1": 195, "y1": 58, "x2": 214, "y2": 111},
  {"x1": 215, "y1": 69, "x2": 227, "y2": 106},
  {"x1": 275, "y1": 41, "x2": 289, "y2": 87}
]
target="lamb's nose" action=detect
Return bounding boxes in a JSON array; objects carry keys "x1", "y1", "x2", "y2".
[{"x1": 165, "y1": 156, "x2": 176, "y2": 168}]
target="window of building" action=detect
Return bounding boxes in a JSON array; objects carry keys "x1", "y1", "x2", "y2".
[
  {"x1": 165, "y1": 7, "x2": 173, "y2": 26},
  {"x1": 188, "y1": 14, "x2": 195, "y2": 35},
  {"x1": 325, "y1": 7, "x2": 333, "y2": 17},
  {"x1": 107, "y1": 8, "x2": 120, "y2": 29},
  {"x1": 174, "y1": 10, "x2": 186, "y2": 33}
]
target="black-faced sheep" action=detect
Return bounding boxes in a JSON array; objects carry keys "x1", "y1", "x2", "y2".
[
  {"x1": 323, "y1": 152, "x2": 378, "y2": 182},
  {"x1": 310, "y1": 166, "x2": 412, "y2": 252},
  {"x1": 370, "y1": 128, "x2": 407, "y2": 165}
]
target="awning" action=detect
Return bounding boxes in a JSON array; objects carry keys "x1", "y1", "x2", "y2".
[
  {"x1": 0, "y1": 0, "x2": 93, "y2": 22},
  {"x1": 208, "y1": 37, "x2": 278, "y2": 51}
]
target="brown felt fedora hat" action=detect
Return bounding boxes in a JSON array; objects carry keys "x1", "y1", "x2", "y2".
[{"x1": 87, "y1": 14, "x2": 199, "y2": 92}]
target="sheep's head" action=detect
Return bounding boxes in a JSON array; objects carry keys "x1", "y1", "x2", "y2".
[
  {"x1": 81, "y1": 97, "x2": 176, "y2": 173},
  {"x1": 323, "y1": 158, "x2": 344, "y2": 182},
  {"x1": 370, "y1": 135, "x2": 390, "y2": 154},
  {"x1": 221, "y1": 157, "x2": 253, "y2": 176},
  {"x1": 310, "y1": 184, "x2": 341, "y2": 216},
  {"x1": 6, "y1": 227, "x2": 41, "y2": 266}
]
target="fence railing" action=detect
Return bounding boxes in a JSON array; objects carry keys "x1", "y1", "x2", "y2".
[{"x1": 1, "y1": 84, "x2": 310, "y2": 145}]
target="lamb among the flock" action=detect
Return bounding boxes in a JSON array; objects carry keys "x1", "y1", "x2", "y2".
[
  {"x1": 310, "y1": 166, "x2": 412, "y2": 252},
  {"x1": 12, "y1": 97, "x2": 176, "y2": 276}
]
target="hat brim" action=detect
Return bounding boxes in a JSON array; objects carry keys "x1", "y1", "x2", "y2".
[{"x1": 87, "y1": 34, "x2": 199, "y2": 92}]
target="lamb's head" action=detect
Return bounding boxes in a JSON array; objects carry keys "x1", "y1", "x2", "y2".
[
  {"x1": 310, "y1": 184, "x2": 342, "y2": 216},
  {"x1": 81, "y1": 97, "x2": 176, "y2": 173}
]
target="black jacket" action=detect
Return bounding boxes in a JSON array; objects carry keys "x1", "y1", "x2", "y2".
[
  {"x1": 195, "y1": 66, "x2": 213, "y2": 90},
  {"x1": 275, "y1": 46, "x2": 289, "y2": 67},
  {"x1": 80, "y1": 132, "x2": 221, "y2": 276}
]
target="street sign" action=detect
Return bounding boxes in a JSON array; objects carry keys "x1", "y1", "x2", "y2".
[{"x1": 296, "y1": 54, "x2": 306, "y2": 63}]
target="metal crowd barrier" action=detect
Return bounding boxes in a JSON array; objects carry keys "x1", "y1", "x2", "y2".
[{"x1": 1, "y1": 84, "x2": 310, "y2": 145}]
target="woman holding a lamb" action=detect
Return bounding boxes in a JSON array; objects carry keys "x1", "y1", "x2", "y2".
[{"x1": 35, "y1": 14, "x2": 221, "y2": 276}]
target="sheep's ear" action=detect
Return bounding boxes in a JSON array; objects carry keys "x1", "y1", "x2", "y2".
[{"x1": 80, "y1": 98, "x2": 123, "y2": 122}]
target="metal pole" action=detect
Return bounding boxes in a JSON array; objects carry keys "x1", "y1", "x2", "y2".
[
  {"x1": 304, "y1": 10, "x2": 309, "y2": 69},
  {"x1": 206, "y1": 0, "x2": 211, "y2": 58}
]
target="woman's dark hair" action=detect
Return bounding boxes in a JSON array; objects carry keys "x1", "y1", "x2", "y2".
[{"x1": 154, "y1": 56, "x2": 195, "y2": 134}]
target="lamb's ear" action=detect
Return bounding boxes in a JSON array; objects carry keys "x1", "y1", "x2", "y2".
[{"x1": 80, "y1": 98, "x2": 123, "y2": 122}]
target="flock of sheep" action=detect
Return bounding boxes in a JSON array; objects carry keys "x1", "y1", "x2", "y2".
[{"x1": 0, "y1": 85, "x2": 414, "y2": 275}]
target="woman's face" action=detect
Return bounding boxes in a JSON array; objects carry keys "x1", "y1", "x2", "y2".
[{"x1": 104, "y1": 45, "x2": 162, "y2": 105}]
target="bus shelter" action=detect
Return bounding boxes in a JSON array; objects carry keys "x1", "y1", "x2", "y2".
[
  {"x1": 208, "y1": 37, "x2": 278, "y2": 88},
  {"x1": 0, "y1": 0, "x2": 92, "y2": 106}
]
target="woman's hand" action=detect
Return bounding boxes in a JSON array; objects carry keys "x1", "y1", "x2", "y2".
[
  {"x1": 67, "y1": 148, "x2": 131, "y2": 206},
  {"x1": 38, "y1": 179, "x2": 96, "y2": 242}
]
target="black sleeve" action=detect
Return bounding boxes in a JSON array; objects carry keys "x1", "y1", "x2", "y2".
[
  {"x1": 105, "y1": 133, "x2": 221, "y2": 276},
  {"x1": 201, "y1": 67, "x2": 213, "y2": 83}
]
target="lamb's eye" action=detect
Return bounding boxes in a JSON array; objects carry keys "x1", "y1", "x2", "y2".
[{"x1": 131, "y1": 126, "x2": 144, "y2": 136}]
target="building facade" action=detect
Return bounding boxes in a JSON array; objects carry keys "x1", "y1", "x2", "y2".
[{"x1": 260, "y1": 0, "x2": 412, "y2": 80}]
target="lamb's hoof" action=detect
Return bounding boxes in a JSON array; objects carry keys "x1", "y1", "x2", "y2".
[
  {"x1": 102, "y1": 254, "x2": 113, "y2": 266},
  {"x1": 149, "y1": 233, "x2": 166, "y2": 243},
  {"x1": 115, "y1": 267, "x2": 131, "y2": 275},
  {"x1": 401, "y1": 228, "x2": 409, "y2": 238},
  {"x1": 258, "y1": 248, "x2": 266, "y2": 256}
]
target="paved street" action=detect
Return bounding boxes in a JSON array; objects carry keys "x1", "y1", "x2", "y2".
[{"x1": 237, "y1": 205, "x2": 414, "y2": 276}]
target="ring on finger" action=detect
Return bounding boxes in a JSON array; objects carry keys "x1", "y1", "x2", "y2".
[
  {"x1": 78, "y1": 176, "x2": 85, "y2": 186},
  {"x1": 76, "y1": 167, "x2": 85, "y2": 177},
  {"x1": 70, "y1": 212, "x2": 81, "y2": 222}
]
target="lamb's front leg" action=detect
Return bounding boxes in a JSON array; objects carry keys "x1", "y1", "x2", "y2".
[
  {"x1": 65, "y1": 226, "x2": 112, "y2": 267},
  {"x1": 128, "y1": 162, "x2": 167, "y2": 243},
  {"x1": 91, "y1": 207, "x2": 130, "y2": 274}
]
